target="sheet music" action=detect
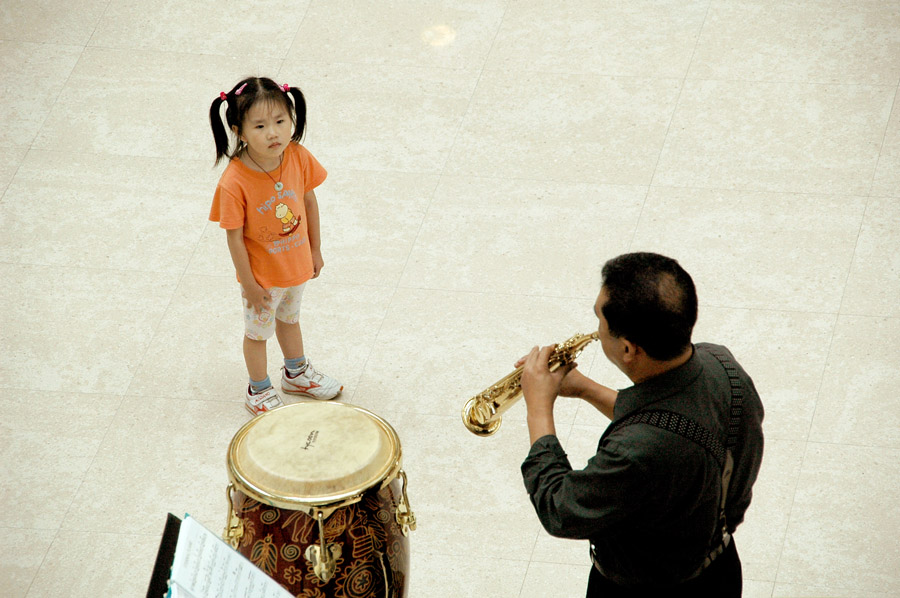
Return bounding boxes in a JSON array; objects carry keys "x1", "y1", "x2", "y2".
[{"x1": 168, "y1": 516, "x2": 292, "y2": 598}]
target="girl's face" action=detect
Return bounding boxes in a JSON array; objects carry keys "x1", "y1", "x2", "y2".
[{"x1": 236, "y1": 99, "x2": 293, "y2": 162}]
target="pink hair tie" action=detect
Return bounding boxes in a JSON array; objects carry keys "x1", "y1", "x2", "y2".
[
  {"x1": 235, "y1": 83, "x2": 248, "y2": 96},
  {"x1": 281, "y1": 83, "x2": 289, "y2": 92},
  {"x1": 219, "y1": 91, "x2": 227, "y2": 100}
]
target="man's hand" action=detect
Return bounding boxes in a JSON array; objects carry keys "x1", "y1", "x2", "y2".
[
  {"x1": 521, "y1": 345, "x2": 568, "y2": 407},
  {"x1": 521, "y1": 345, "x2": 576, "y2": 444},
  {"x1": 517, "y1": 348, "x2": 585, "y2": 399}
]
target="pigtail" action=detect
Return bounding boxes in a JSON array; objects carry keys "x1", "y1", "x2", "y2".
[
  {"x1": 211, "y1": 78, "x2": 302, "y2": 164},
  {"x1": 286, "y1": 86, "x2": 307, "y2": 142},
  {"x1": 209, "y1": 96, "x2": 231, "y2": 165}
]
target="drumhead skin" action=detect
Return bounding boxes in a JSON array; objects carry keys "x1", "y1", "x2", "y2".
[{"x1": 228, "y1": 402, "x2": 402, "y2": 510}]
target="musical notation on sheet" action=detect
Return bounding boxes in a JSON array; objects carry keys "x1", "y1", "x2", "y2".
[{"x1": 168, "y1": 516, "x2": 291, "y2": 598}]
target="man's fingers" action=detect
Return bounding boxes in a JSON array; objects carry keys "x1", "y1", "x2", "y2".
[
  {"x1": 561, "y1": 361, "x2": 577, "y2": 376},
  {"x1": 523, "y1": 345, "x2": 562, "y2": 371},
  {"x1": 539, "y1": 344, "x2": 556, "y2": 365},
  {"x1": 523, "y1": 346, "x2": 540, "y2": 368}
]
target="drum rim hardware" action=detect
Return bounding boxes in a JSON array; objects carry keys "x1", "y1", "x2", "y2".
[
  {"x1": 395, "y1": 469, "x2": 416, "y2": 536},
  {"x1": 227, "y1": 402, "x2": 404, "y2": 510},
  {"x1": 223, "y1": 482, "x2": 244, "y2": 549}
]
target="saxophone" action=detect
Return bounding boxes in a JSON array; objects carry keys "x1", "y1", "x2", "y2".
[{"x1": 461, "y1": 331, "x2": 600, "y2": 436}]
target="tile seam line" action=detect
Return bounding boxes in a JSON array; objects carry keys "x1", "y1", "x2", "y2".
[
  {"x1": 374, "y1": 0, "x2": 513, "y2": 372},
  {"x1": 804, "y1": 438, "x2": 900, "y2": 451},
  {"x1": 413, "y1": 549, "x2": 531, "y2": 562},
  {"x1": 9, "y1": 45, "x2": 83, "y2": 205},
  {"x1": 22, "y1": 528, "x2": 162, "y2": 537},
  {"x1": 412, "y1": 5, "x2": 548, "y2": 593},
  {"x1": 835, "y1": 83, "x2": 898, "y2": 315},
  {"x1": 276, "y1": 0, "x2": 315, "y2": 74},
  {"x1": 524, "y1": 420, "x2": 579, "y2": 576},
  {"x1": 0, "y1": 261, "x2": 204, "y2": 276},
  {"x1": 50, "y1": 169, "x2": 206, "y2": 576},
  {"x1": 80, "y1": 44, "x2": 296, "y2": 60},
  {"x1": 0, "y1": 260, "x2": 877, "y2": 320},
  {"x1": 10, "y1": 155, "x2": 888, "y2": 199},
  {"x1": 0, "y1": 262, "x2": 403, "y2": 289},
  {"x1": 629, "y1": 0, "x2": 712, "y2": 251},
  {"x1": 83, "y1": 0, "x2": 114, "y2": 48},
  {"x1": 434, "y1": 0, "x2": 510, "y2": 177},
  {"x1": 519, "y1": 561, "x2": 539, "y2": 598},
  {"x1": 388, "y1": 284, "x2": 874, "y2": 318},
  {"x1": 774, "y1": 310, "x2": 840, "y2": 585},
  {"x1": 767, "y1": 438, "x2": 806, "y2": 591},
  {"x1": 834, "y1": 199, "x2": 873, "y2": 318},
  {"x1": 17, "y1": 148, "x2": 216, "y2": 166},
  {"x1": 343, "y1": 171, "x2": 446, "y2": 405},
  {"x1": 643, "y1": 184, "x2": 879, "y2": 199},
  {"x1": 273, "y1": 64, "x2": 900, "y2": 90},
  {"x1": 20, "y1": 3, "x2": 111, "y2": 590},
  {"x1": 676, "y1": 77, "x2": 900, "y2": 89}
]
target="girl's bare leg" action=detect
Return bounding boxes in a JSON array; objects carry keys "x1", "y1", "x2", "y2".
[
  {"x1": 243, "y1": 336, "x2": 268, "y2": 382},
  {"x1": 275, "y1": 319, "x2": 305, "y2": 360}
]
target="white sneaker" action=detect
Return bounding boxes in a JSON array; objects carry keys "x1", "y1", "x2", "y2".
[
  {"x1": 244, "y1": 385, "x2": 284, "y2": 416},
  {"x1": 281, "y1": 362, "x2": 343, "y2": 400}
]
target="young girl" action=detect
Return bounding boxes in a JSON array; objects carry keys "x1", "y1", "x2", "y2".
[{"x1": 209, "y1": 76, "x2": 342, "y2": 416}]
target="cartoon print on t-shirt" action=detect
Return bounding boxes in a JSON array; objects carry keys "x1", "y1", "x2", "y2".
[
  {"x1": 256, "y1": 226, "x2": 279, "y2": 243},
  {"x1": 275, "y1": 203, "x2": 301, "y2": 236}
]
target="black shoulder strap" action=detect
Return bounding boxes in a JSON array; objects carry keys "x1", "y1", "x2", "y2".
[
  {"x1": 703, "y1": 346, "x2": 745, "y2": 450},
  {"x1": 601, "y1": 345, "x2": 745, "y2": 462},
  {"x1": 600, "y1": 345, "x2": 748, "y2": 569},
  {"x1": 602, "y1": 409, "x2": 727, "y2": 469}
]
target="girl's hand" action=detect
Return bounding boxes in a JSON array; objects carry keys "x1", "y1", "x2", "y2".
[
  {"x1": 242, "y1": 283, "x2": 271, "y2": 314},
  {"x1": 311, "y1": 248, "x2": 324, "y2": 278}
]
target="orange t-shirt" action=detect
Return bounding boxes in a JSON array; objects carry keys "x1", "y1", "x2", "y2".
[{"x1": 209, "y1": 143, "x2": 327, "y2": 288}]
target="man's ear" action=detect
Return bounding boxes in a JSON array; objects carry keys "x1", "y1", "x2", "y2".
[{"x1": 621, "y1": 339, "x2": 638, "y2": 364}]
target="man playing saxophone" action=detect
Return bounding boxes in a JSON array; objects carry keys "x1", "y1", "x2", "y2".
[{"x1": 519, "y1": 252, "x2": 764, "y2": 597}]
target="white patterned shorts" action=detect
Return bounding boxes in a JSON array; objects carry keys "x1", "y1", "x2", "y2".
[{"x1": 242, "y1": 283, "x2": 306, "y2": 340}]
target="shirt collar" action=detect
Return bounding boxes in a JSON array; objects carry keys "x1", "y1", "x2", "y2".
[{"x1": 613, "y1": 345, "x2": 703, "y2": 419}]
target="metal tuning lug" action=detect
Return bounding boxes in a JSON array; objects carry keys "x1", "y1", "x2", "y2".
[
  {"x1": 395, "y1": 469, "x2": 417, "y2": 536},
  {"x1": 222, "y1": 483, "x2": 244, "y2": 549},
  {"x1": 304, "y1": 511, "x2": 342, "y2": 583}
]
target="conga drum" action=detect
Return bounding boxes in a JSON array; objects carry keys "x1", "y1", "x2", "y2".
[{"x1": 223, "y1": 402, "x2": 416, "y2": 597}]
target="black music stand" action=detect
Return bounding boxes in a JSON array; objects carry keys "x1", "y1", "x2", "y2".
[{"x1": 146, "y1": 513, "x2": 182, "y2": 598}]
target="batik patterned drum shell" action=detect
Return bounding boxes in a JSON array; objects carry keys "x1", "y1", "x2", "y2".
[{"x1": 225, "y1": 402, "x2": 414, "y2": 597}]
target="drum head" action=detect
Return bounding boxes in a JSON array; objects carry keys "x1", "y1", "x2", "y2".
[{"x1": 228, "y1": 402, "x2": 401, "y2": 509}]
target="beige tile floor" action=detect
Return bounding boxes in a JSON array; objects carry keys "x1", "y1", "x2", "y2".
[{"x1": 1, "y1": 1, "x2": 899, "y2": 596}]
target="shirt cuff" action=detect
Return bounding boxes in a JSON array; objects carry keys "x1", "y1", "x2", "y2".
[
  {"x1": 529, "y1": 434, "x2": 565, "y2": 456},
  {"x1": 521, "y1": 435, "x2": 568, "y2": 495}
]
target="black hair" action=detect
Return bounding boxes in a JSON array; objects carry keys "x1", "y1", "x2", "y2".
[
  {"x1": 209, "y1": 77, "x2": 307, "y2": 165},
  {"x1": 600, "y1": 252, "x2": 698, "y2": 361}
]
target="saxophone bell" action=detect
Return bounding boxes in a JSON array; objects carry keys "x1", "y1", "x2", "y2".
[{"x1": 462, "y1": 398, "x2": 503, "y2": 436}]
